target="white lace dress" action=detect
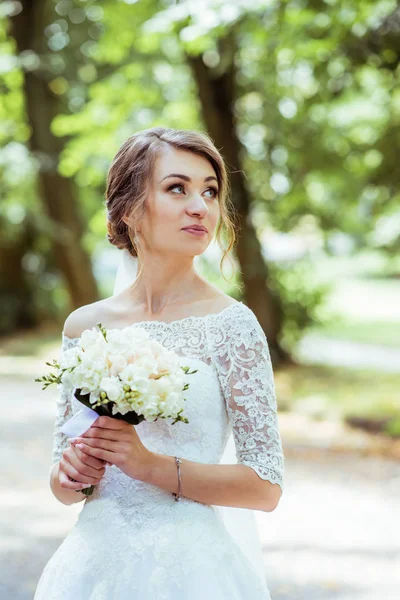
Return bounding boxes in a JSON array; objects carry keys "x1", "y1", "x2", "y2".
[{"x1": 34, "y1": 301, "x2": 284, "y2": 600}]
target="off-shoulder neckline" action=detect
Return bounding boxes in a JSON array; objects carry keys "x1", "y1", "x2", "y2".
[{"x1": 62, "y1": 300, "x2": 245, "y2": 342}]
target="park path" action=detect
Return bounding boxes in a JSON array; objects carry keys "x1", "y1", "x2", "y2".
[{"x1": 0, "y1": 357, "x2": 399, "y2": 599}]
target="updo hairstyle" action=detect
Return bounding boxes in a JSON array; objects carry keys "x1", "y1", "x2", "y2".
[{"x1": 105, "y1": 127, "x2": 237, "y2": 280}]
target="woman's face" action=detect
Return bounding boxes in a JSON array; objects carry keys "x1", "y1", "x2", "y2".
[{"x1": 131, "y1": 146, "x2": 221, "y2": 260}]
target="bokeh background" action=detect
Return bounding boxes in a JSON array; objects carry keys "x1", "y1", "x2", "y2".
[{"x1": 1, "y1": 1, "x2": 399, "y2": 598}]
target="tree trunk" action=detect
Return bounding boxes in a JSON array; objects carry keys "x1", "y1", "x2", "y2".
[
  {"x1": 9, "y1": 0, "x2": 98, "y2": 310},
  {"x1": 186, "y1": 34, "x2": 289, "y2": 363},
  {"x1": 0, "y1": 217, "x2": 36, "y2": 335}
]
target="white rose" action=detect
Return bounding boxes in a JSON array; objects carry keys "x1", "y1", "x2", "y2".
[
  {"x1": 127, "y1": 326, "x2": 150, "y2": 343},
  {"x1": 135, "y1": 354, "x2": 159, "y2": 373},
  {"x1": 80, "y1": 329, "x2": 104, "y2": 350},
  {"x1": 147, "y1": 339, "x2": 164, "y2": 358},
  {"x1": 107, "y1": 353, "x2": 128, "y2": 376},
  {"x1": 82, "y1": 343, "x2": 107, "y2": 362},
  {"x1": 108, "y1": 326, "x2": 149, "y2": 352},
  {"x1": 158, "y1": 350, "x2": 180, "y2": 371},
  {"x1": 106, "y1": 334, "x2": 132, "y2": 356}
]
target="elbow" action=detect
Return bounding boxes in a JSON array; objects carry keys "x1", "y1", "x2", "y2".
[{"x1": 261, "y1": 482, "x2": 283, "y2": 513}]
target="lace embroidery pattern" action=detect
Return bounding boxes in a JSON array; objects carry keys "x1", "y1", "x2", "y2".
[
  {"x1": 51, "y1": 335, "x2": 83, "y2": 465},
  {"x1": 207, "y1": 304, "x2": 284, "y2": 488},
  {"x1": 40, "y1": 301, "x2": 282, "y2": 599},
  {"x1": 53, "y1": 301, "x2": 284, "y2": 491}
]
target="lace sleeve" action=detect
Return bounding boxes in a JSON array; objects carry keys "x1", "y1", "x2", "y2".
[
  {"x1": 51, "y1": 333, "x2": 79, "y2": 466},
  {"x1": 211, "y1": 305, "x2": 284, "y2": 491}
]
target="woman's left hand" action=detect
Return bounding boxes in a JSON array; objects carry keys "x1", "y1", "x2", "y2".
[{"x1": 71, "y1": 416, "x2": 154, "y2": 481}]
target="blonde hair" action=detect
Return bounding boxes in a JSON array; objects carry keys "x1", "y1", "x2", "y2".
[{"x1": 105, "y1": 127, "x2": 238, "y2": 282}]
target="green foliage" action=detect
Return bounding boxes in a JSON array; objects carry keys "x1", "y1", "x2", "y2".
[
  {"x1": 269, "y1": 258, "x2": 332, "y2": 348},
  {"x1": 1, "y1": 0, "x2": 399, "y2": 340},
  {"x1": 275, "y1": 361, "x2": 400, "y2": 436},
  {"x1": 34, "y1": 358, "x2": 62, "y2": 389},
  {"x1": 385, "y1": 419, "x2": 400, "y2": 438}
]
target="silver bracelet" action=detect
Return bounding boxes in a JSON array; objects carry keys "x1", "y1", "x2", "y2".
[{"x1": 172, "y1": 456, "x2": 182, "y2": 502}]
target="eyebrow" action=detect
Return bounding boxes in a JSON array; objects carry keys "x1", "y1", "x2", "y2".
[{"x1": 159, "y1": 173, "x2": 218, "y2": 185}]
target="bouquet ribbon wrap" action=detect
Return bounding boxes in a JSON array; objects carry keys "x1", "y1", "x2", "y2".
[{"x1": 60, "y1": 393, "x2": 99, "y2": 437}]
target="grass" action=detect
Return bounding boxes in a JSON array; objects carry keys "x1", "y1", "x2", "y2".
[
  {"x1": 274, "y1": 362, "x2": 400, "y2": 436},
  {"x1": 0, "y1": 327, "x2": 61, "y2": 357},
  {"x1": 1, "y1": 325, "x2": 398, "y2": 438},
  {"x1": 307, "y1": 254, "x2": 400, "y2": 347},
  {"x1": 308, "y1": 319, "x2": 400, "y2": 348},
  {"x1": 3, "y1": 250, "x2": 399, "y2": 438}
]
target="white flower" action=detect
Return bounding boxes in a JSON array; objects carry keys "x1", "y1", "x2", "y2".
[
  {"x1": 70, "y1": 351, "x2": 108, "y2": 384},
  {"x1": 99, "y1": 376, "x2": 125, "y2": 403},
  {"x1": 107, "y1": 353, "x2": 128, "y2": 376},
  {"x1": 107, "y1": 326, "x2": 149, "y2": 353},
  {"x1": 112, "y1": 400, "x2": 133, "y2": 416},
  {"x1": 72, "y1": 362, "x2": 103, "y2": 391},
  {"x1": 60, "y1": 346, "x2": 80, "y2": 370},
  {"x1": 159, "y1": 349, "x2": 180, "y2": 371},
  {"x1": 89, "y1": 390, "x2": 101, "y2": 405},
  {"x1": 119, "y1": 364, "x2": 151, "y2": 392},
  {"x1": 141, "y1": 397, "x2": 162, "y2": 421},
  {"x1": 134, "y1": 353, "x2": 159, "y2": 373},
  {"x1": 60, "y1": 369, "x2": 74, "y2": 387},
  {"x1": 56, "y1": 324, "x2": 190, "y2": 423},
  {"x1": 83, "y1": 343, "x2": 107, "y2": 362},
  {"x1": 80, "y1": 329, "x2": 105, "y2": 352}
]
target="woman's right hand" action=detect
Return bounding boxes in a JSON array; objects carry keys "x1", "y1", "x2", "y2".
[{"x1": 58, "y1": 443, "x2": 107, "y2": 491}]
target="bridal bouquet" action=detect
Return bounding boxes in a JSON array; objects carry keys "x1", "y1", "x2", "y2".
[{"x1": 35, "y1": 322, "x2": 196, "y2": 495}]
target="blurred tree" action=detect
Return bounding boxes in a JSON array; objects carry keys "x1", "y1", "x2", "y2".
[
  {"x1": 9, "y1": 0, "x2": 98, "y2": 311},
  {"x1": 0, "y1": 213, "x2": 36, "y2": 333},
  {"x1": 342, "y1": 4, "x2": 400, "y2": 264},
  {"x1": 186, "y1": 32, "x2": 285, "y2": 360},
  {"x1": 1, "y1": 0, "x2": 398, "y2": 350}
]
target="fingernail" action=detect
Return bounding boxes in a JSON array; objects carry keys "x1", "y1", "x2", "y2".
[
  {"x1": 77, "y1": 443, "x2": 84, "y2": 448},
  {"x1": 82, "y1": 484, "x2": 91, "y2": 488}
]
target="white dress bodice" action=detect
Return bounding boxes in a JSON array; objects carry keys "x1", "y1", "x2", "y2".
[{"x1": 35, "y1": 301, "x2": 284, "y2": 600}]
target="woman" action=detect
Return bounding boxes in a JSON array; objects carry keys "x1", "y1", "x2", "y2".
[{"x1": 34, "y1": 127, "x2": 285, "y2": 599}]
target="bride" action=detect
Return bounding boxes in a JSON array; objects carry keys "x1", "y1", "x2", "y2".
[{"x1": 34, "y1": 126, "x2": 285, "y2": 599}]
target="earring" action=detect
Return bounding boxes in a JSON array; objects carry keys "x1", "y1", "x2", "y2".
[{"x1": 128, "y1": 229, "x2": 139, "y2": 249}]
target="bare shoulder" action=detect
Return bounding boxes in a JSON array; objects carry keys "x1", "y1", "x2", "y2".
[
  {"x1": 63, "y1": 298, "x2": 111, "y2": 339},
  {"x1": 199, "y1": 281, "x2": 239, "y2": 313}
]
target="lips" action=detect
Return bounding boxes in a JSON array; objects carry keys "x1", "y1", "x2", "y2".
[{"x1": 182, "y1": 226, "x2": 208, "y2": 233}]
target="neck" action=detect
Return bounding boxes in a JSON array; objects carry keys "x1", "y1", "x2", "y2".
[{"x1": 127, "y1": 255, "x2": 202, "y2": 316}]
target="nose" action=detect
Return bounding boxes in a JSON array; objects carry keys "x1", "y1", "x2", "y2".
[{"x1": 186, "y1": 193, "x2": 209, "y2": 218}]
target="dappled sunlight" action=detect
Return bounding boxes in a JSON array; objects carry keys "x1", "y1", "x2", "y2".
[
  {"x1": 2, "y1": 0, "x2": 400, "y2": 596},
  {"x1": 255, "y1": 453, "x2": 400, "y2": 598}
]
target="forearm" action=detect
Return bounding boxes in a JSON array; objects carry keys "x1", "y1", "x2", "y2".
[
  {"x1": 50, "y1": 462, "x2": 87, "y2": 506},
  {"x1": 137, "y1": 453, "x2": 281, "y2": 512}
]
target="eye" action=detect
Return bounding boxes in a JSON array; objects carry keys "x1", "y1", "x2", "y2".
[
  {"x1": 205, "y1": 186, "x2": 219, "y2": 199},
  {"x1": 167, "y1": 183, "x2": 218, "y2": 199},
  {"x1": 167, "y1": 183, "x2": 185, "y2": 194}
]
